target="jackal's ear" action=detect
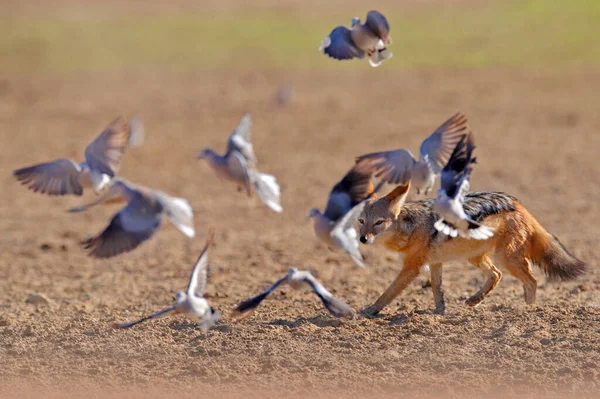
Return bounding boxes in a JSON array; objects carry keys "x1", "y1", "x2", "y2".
[{"x1": 385, "y1": 183, "x2": 410, "y2": 217}]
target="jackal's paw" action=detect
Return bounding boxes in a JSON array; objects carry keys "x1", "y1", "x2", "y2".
[
  {"x1": 433, "y1": 306, "x2": 446, "y2": 315},
  {"x1": 465, "y1": 295, "x2": 484, "y2": 307},
  {"x1": 360, "y1": 306, "x2": 382, "y2": 319}
]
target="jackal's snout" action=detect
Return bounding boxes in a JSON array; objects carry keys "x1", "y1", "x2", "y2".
[{"x1": 359, "y1": 233, "x2": 375, "y2": 244}]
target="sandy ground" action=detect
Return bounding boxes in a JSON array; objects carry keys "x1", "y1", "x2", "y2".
[{"x1": 0, "y1": 65, "x2": 599, "y2": 398}]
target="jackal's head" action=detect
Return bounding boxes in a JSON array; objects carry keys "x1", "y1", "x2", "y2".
[{"x1": 358, "y1": 183, "x2": 410, "y2": 244}]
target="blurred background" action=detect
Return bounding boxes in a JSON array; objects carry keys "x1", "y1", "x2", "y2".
[
  {"x1": 1, "y1": 1, "x2": 600, "y2": 397},
  {"x1": 1, "y1": 0, "x2": 599, "y2": 72}
]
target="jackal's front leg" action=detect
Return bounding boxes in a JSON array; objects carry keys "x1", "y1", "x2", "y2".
[{"x1": 366, "y1": 254, "x2": 426, "y2": 316}]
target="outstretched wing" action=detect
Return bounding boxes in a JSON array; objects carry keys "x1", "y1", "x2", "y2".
[
  {"x1": 304, "y1": 273, "x2": 355, "y2": 318},
  {"x1": 331, "y1": 201, "x2": 367, "y2": 268},
  {"x1": 440, "y1": 132, "x2": 476, "y2": 199},
  {"x1": 364, "y1": 10, "x2": 390, "y2": 40},
  {"x1": 186, "y1": 227, "x2": 215, "y2": 297},
  {"x1": 84, "y1": 116, "x2": 130, "y2": 177},
  {"x1": 355, "y1": 148, "x2": 416, "y2": 185},
  {"x1": 324, "y1": 162, "x2": 374, "y2": 222},
  {"x1": 126, "y1": 116, "x2": 145, "y2": 148},
  {"x1": 231, "y1": 276, "x2": 288, "y2": 318},
  {"x1": 82, "y1": 192, "x2": 163, "y2": 258},
  {"x1": 13, "y1": 159, "x2": 83, "y2": 196},
  {"x1": 226, "y1": 113, "x2": 256, "y2": 166},
  {"x1": 320, "y1": 26, "x2": 365, "y2": 61},
  {"x1": 420, "y1": 112, "x2": 471, "y2": 174},
  {"x1": 111, "y1": 305, "x2": 176, "y2": 329}
]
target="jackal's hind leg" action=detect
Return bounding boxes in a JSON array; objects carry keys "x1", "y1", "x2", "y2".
[
  {"x1": 499, "y1": 257, "x2": 537, "y2": 304},
  {"x1": 466, "y1": 255, "x2": 502, "y2": 307}
]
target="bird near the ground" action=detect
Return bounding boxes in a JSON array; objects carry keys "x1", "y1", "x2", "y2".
[
  {"x1": 13, "y1": 116, "x2": 144, "y2": 196},
  {"x1": 308, "y1": 162, "x2": 382, "y2": 268},
  {"x1": 232, "y1": 267, "x2": 355, "y2": 319},
  {"x1": 68, "y1": 178, "x2": 195, "y2": 258},
  {"x1": 111, "y1": 228, "x2": 220, "y2": 331},
  {"x1": 198, "y1": 113, "x2": 282, "y2": 213}
]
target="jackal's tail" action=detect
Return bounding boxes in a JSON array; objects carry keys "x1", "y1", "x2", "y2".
[{"x1": 529, "y1": 224, "x2": 588, "y2": 281}]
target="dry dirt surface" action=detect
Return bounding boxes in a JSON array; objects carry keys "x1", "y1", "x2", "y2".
[{"x1": 0, "y1": 66, "x2": 599, "y2": 398}]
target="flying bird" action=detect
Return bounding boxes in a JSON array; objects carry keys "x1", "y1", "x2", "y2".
[
  {"x1": 232, "y1": 268, "x2": 354, "y2": 319},
  {"x1": 308, "y1": 162, "x2": 381, "y2": 268},
  {"x1": 198, "y1": 113, "x2": 282, "y2": 213},
  {"x1": 433, "y1": 132, "x2": 494, "y2": 240},
  {"x1": 111, "y1": 228, "x2": 220, "y2": 331},
  {"x1": 319, "y1": 10, "x2": 392, "y2": 67},
  {"x1": 69, "y1": 178, "x2": 195, "y2": 258},
  {"x1": 355, "y1": 112, "x2": 471, "y2": 195},
  {"x1": 13, "y1": 116, "x2": 144, "y2": 196}
]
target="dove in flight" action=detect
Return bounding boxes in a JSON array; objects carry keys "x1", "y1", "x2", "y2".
[
  {"x1": 111, "y1": 228, "x2": 220, "y2": 331},
  {"x1": 232, "y1": 267, "x2": 354, "y2": 319},
  {"x1": 319, "y1": 10, "x2": 393, "y2": 67},
  {"x1": 69, "y1": 178, "x2": 195, "y2": 258},
  {"x1": 13, "y1": 116, "x2": 144, "y2": 196},
  {"x1": 434, "y1": 132, "x2": 494, "y2": 240},
  {"x1": 355, "y1": 112, "x2": 471, "y2": 196},
  {"x1": 198, "y1": 113, "x2": 282, "y2": 213},
  {"x1": 308, "y1": 162, "x2": 382, "y2": 268}
]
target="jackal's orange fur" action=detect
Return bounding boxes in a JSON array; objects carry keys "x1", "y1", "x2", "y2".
[{"x1": 358, "y1": 183, "x2": 588, "y2": 315}]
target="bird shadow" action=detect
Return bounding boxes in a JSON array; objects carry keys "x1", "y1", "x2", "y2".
[
  {"x1": 267, "y1": 316, "x2": 344, "y2": 328},
  {"x1": 359, "y1": 306, "x2": 443, "y2": 325},
  {"x1": 169, "y1": 321, "x2": 232, "y2": 333}
]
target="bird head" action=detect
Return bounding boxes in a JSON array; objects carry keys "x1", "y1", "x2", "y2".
[
  {"x1": 307, "y1": 208, "x2": 320, "y2": 220},
  {"x1": 175, "y1": 291, "x2": 187, "y2": 304},
  {"x1": 198, "y1": 148, "x2": 215, "y2": 160}
]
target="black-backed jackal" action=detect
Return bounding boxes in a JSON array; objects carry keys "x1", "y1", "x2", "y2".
[{"x1": 358, "y1": 183, "x2": 588, "y2": 315}]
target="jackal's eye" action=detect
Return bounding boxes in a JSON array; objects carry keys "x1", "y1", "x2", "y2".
[
  {"x1": 358, "y1": 218, "x2": 365, "y2": 225},
  {"x1": 374, "y1": 219, "x2": 386, "y2": 226}
]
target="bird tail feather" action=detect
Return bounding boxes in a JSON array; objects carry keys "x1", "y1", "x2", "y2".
[{"x1": 254, "y1": 173, "x2": 283, "y2": 213}]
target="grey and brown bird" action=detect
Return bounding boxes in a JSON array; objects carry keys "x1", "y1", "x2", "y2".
[
  {"x1": 232, "y1": 267, "x2": 355, "y2": 319},
  {"x1": 355, "y1": 112, "x2": 471, "y2": 196},
  {"x1": 434, "y1": 132, "x2": 494, "y2": 240},
  {"x1": 13, "y1": 116, "x2": 144, "y2": 196},
  {"x1": 69, "y1": 178, "x2": 195, "y2": 258},
  {"x1": 111, "y1": 228, "x2": 220, "y2": 331},
  {"x1": 308, "y1": 162, "x2": 381, "y2": 268},
  {"x1": 319, "y1": 10, "x2": 393, "y2": 67},
  {"x1": 198, "y1": 113, "x2": 282, "y2": 213}
]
